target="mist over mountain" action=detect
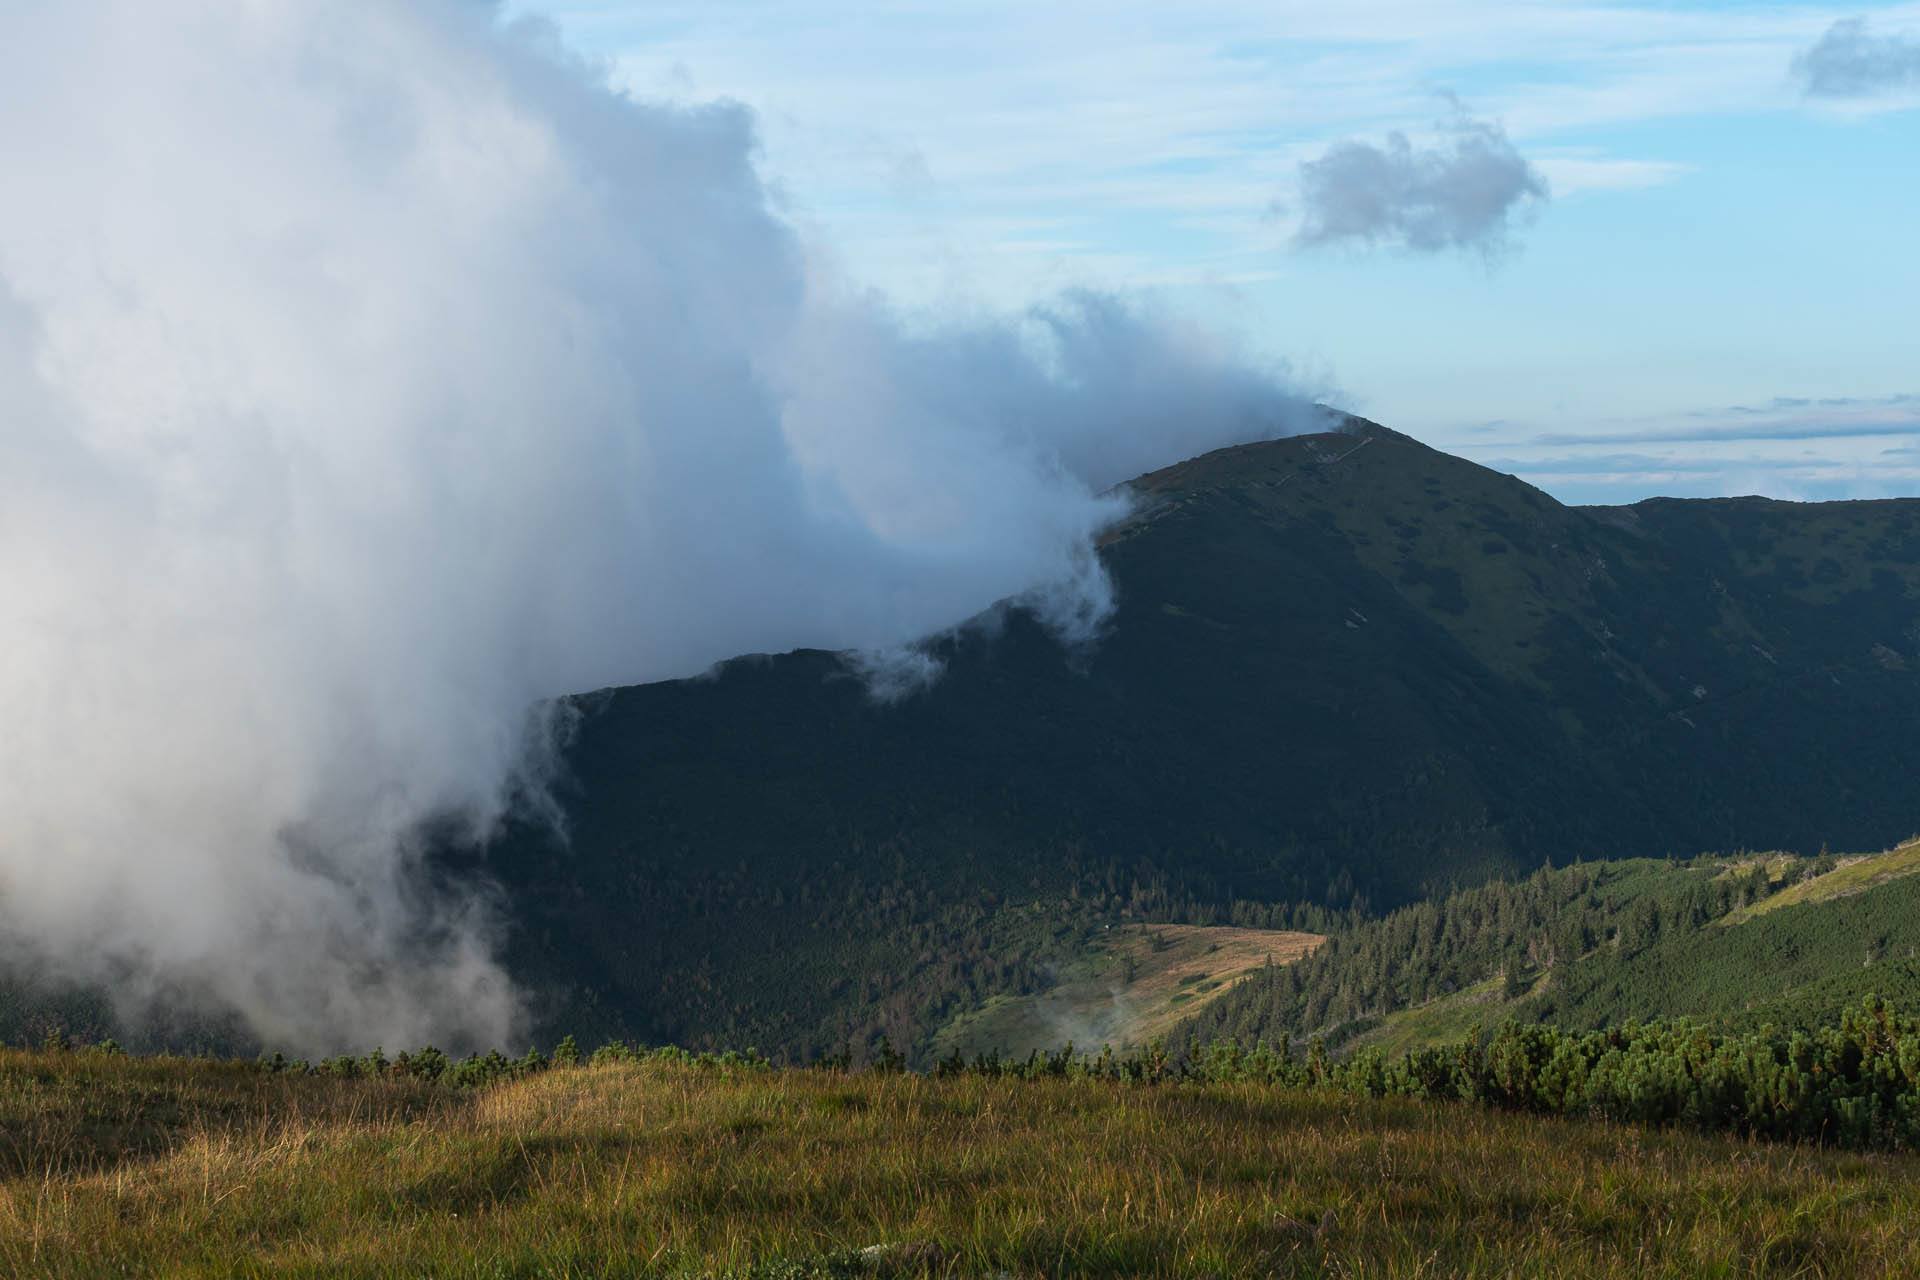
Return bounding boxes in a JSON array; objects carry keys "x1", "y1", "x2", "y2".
[
  {"x1": 0, "y1": 0, "x2": 1314, "y2": 1054},
  {"x1": 458, "y1": 418, "x2": 1920, "y2": 1061}
]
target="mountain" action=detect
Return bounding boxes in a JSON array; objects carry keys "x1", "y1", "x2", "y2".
[{"x1": 473, "y1": 416, "x2": 1920, "y2": 1062}]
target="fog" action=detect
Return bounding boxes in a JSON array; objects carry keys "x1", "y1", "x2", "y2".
[{"x1": 0, "y1": 1, "x2": 1317, "y2": 1052}]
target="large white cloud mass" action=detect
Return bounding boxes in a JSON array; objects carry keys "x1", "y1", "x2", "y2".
[{"x1": 0, "y1": 2, "x2": 1316, "y2": 1052}]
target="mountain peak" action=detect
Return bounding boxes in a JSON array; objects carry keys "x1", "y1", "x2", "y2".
[{"x1": 1124, "y1": 412, "x2": 1489, "y2": 498}]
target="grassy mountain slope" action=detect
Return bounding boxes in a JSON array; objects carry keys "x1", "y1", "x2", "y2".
[
  {"x1": 470, "y1": 418, "x2": 1920, "y2": 1062},
  {"x1": 1180, "y1": 837, "x2": 1920, "y2": 1058},
  {"x1": 925, "y1": 923, "x2": 1322, "y2": 1062},
  {"x1": 1723, "y1": 840, "x2": 1920, "y2": 923}
]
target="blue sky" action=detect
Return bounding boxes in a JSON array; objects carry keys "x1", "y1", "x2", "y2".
[{"x1": 512, "y1": 1, "x2": 1920, "y2": 504}]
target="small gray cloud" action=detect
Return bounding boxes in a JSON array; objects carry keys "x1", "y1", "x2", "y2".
[
  {"x1": 1795, "y1": 17, "x2": 1920, "y2": 98},
  {"x1": 1292, "y1": 105, "x2": 1547, "y2": 256}
]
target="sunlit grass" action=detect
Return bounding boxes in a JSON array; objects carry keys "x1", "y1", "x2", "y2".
[
  {"x1": 4, "y1": 1047, "x2": 1920, "y2": 1277},
  {"x1": 928, "y1": 923, "x2": 1322, "y2": 1063},
  {"x1": 1351, "y1": 974, "x2": 1508, "y2": 1060},
  {"x1": 1724, "y1": 838, "x2": 1920, "y2": 925}
]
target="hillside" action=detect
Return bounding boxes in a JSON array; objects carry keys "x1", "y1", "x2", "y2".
[
  {"x1": 926, "y1": 923, "x2": 1322, "y2": 1063},
  {"x1": 470, "y1": 416, "x2": 1920, "y2": 1063},
  {"x1": 1177, "y1": 837, "x2": 1920, "y2": 1058}
]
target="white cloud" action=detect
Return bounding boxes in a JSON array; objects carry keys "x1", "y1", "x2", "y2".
[{"x1": 0, "y1": 0, "x2": 1319, "y2": 1052}]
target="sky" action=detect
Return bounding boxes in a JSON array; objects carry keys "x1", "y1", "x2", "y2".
[{"x1": 516, "y1": 0, "x2": 1920, "y2": 505}]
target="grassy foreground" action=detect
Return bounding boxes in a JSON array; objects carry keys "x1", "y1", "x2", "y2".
[{"x1": 4, "y1": 1049, "x2": 1920, "y2": 1278}]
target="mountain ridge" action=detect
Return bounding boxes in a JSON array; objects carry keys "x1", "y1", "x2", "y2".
[
  {"x1": 8, "y1": 417, "x2": 1918, "y2": 1063},
  {"x1": 469, "y1": 417, "x2": 1920, "y2": 1061}
]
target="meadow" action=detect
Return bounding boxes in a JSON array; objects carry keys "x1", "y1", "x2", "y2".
[{"x1": 5, "y1": 1044, "x2": 1919, "y2": 1278}]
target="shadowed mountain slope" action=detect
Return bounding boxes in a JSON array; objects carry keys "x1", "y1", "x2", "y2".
[{"x1": 478, "y1": 418, "x2": 1920, "y2": 1060}]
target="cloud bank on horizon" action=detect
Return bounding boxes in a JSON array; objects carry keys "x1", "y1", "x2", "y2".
[
  {"x1": 1476, "y1": 393, "x2": 1920, "y2": 504},
  {"x1": 0, "y1": 0, "x2": 1319, "y2": 1051}
]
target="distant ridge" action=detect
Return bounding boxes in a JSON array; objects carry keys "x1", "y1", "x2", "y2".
[
  {"x1": 13, "y1": 418, "x2": 1917, "y2": 1061},
  {"x1": 456, "y1": 420, "x2": 1920, "y2": 1059},
  {"x1": 447, "y1": 416, "x2": 1920, "y2": 1062}
]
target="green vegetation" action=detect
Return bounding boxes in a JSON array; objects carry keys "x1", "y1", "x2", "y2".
[
  {"x1": 1177, "y1": 839, "x2": 1920, "y2": 1059},
  {"x1": 14, "y1": 1005, "x2": 1920, "y2": 1277},
  {"x1": 1354, "y1": 976, "x2": 1507, "y2": 1061},
  {"x1": 1177, "y1": 854, "x2": 1765, "y2": 1054}
]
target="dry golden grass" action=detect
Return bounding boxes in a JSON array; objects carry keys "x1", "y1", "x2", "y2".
[
  {"x1": 4, "y1": 1047, "x2": 1920, "y2": 1277},
  {"x1": 931, "y1": 924, "x2": 1322, "y2": 1062},
  {"x1": 1117, "y1": 923, "x2": 1321, "y2": 994}
]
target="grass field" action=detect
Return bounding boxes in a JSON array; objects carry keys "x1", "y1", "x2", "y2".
[{"x1": 6, "y1": 1047, "x2": 1920, "y2": 1278}]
